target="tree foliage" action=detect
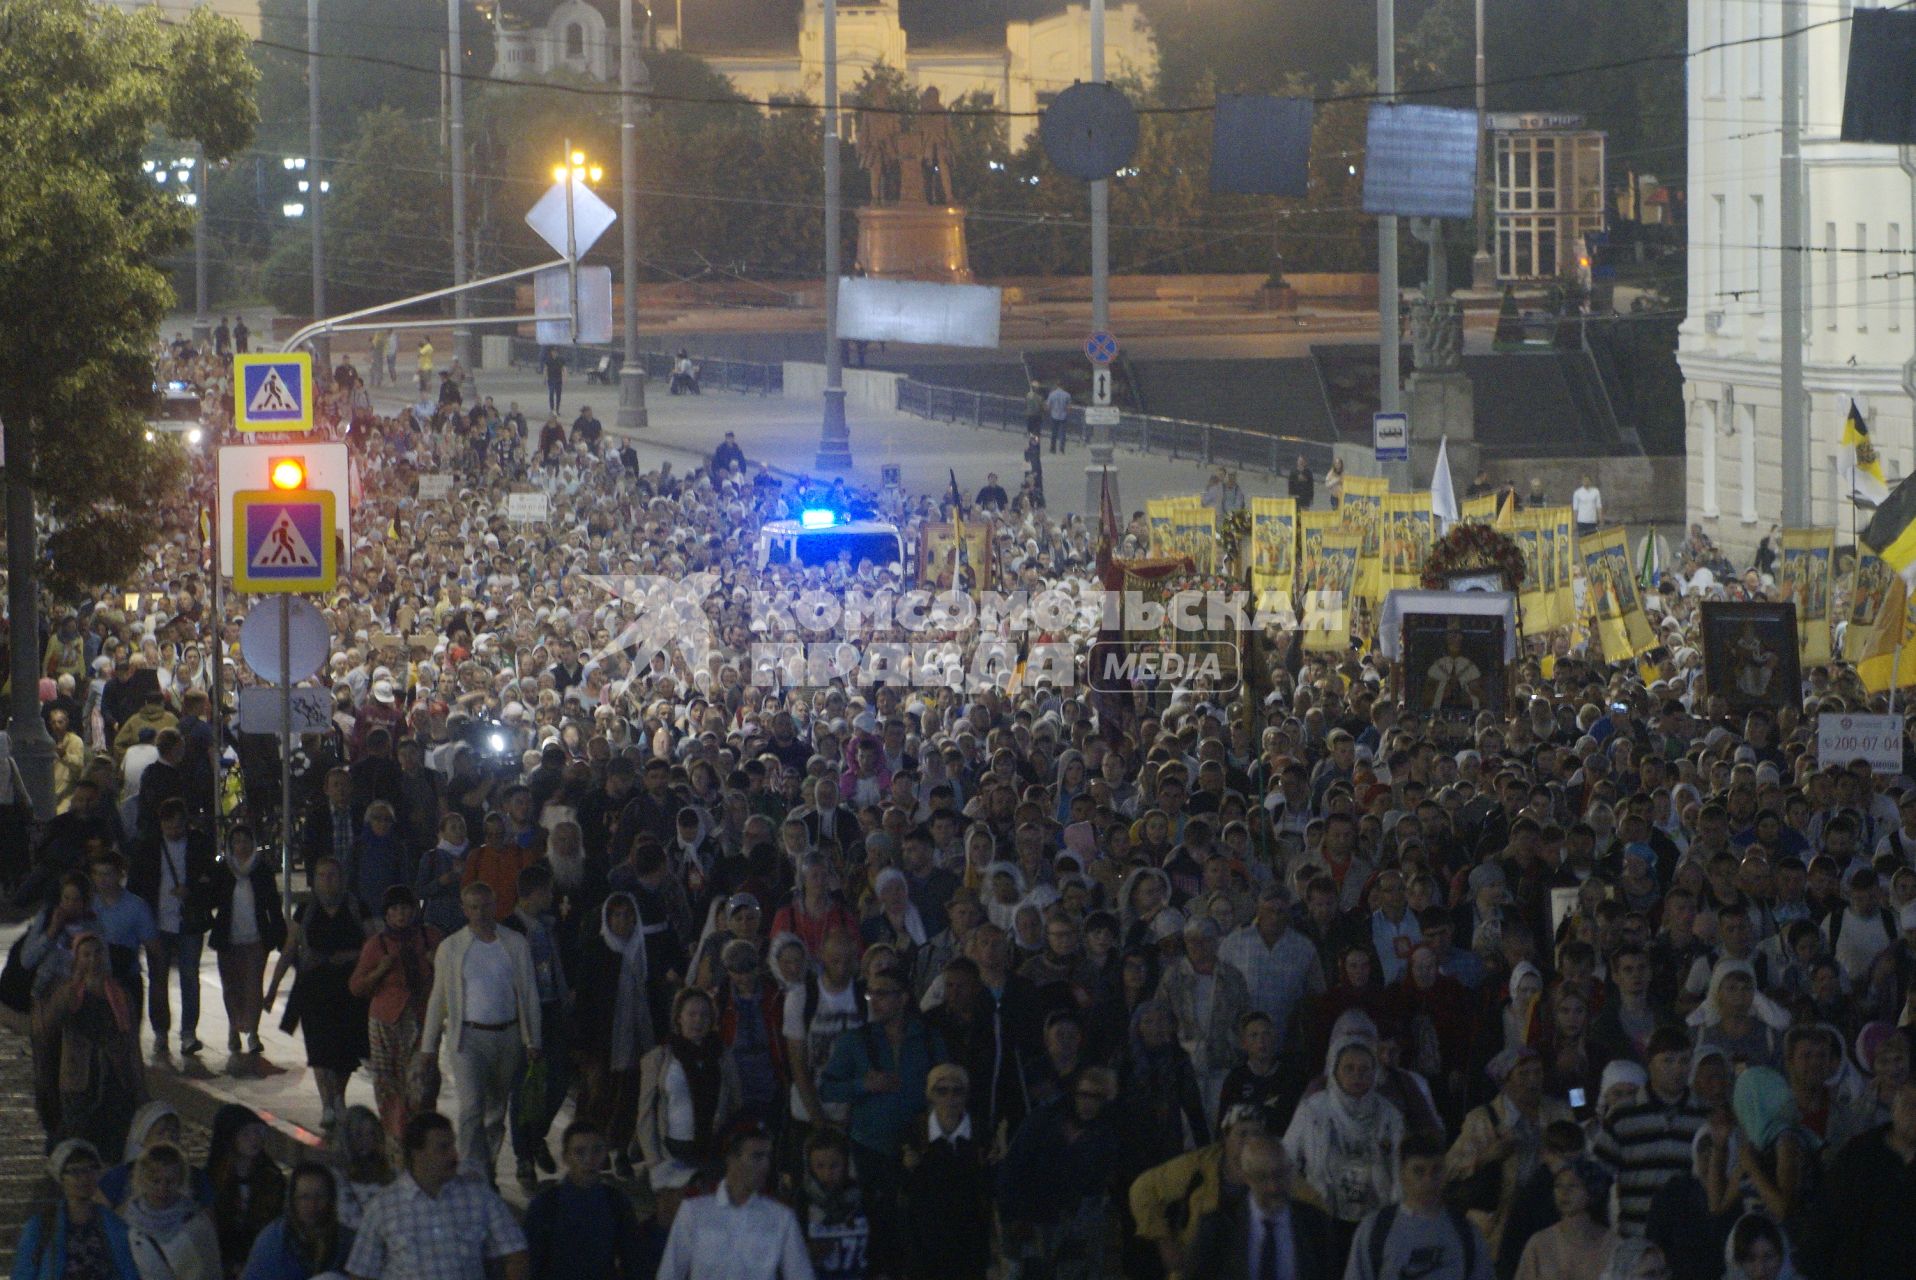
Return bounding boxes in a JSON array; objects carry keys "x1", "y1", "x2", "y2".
[
  {"x1": 263, "y1": 108, "x2": 450, "y2": 315},
  {"x1": 0, "y1": 0, "x2": 257, "y2": 592}
]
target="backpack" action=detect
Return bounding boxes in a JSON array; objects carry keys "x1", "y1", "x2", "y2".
[{"x1": 1367, "y1": 1203, "x2": 1477, "y2": 1280}]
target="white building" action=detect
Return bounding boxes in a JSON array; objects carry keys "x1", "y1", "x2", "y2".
[
  {"x1": 491, "y1": 0, "x2": 1156, "y2": 148},
  {"x1": 1681, "y1": 0, "x2": 1916, "y2": 555}
]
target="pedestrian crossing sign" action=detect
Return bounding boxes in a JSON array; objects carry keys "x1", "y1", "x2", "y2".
[
  {"x1": 232, "y1": 489, "x2": 336, "y2": 593},
  {"x1": 234, "y1": 353, "x2": 313, "y2": 433}
]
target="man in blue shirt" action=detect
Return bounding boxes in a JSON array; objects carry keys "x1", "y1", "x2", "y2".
[{"x1": 88, "y1": 848, "x2": 157, "y2": 1015}]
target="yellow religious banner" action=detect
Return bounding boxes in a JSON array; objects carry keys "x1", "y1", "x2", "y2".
[
  {"x1": 1578, "y1": 526, "x2": 1656, "y2": 661},
  {"x1": 1462, "y1": 495, "x2": 1500, "y2": 524},
  {"x1": 1777, "y1": 528, "x2": 1834, "y2": 665},
  {"x1": 1298, "y1": 528, "x2": 1362, "y2": 651},
  {"x1": 1168, "y1": 503, "x2": 1218, "y2": 573},
  {"x1": 1249, "y1": 496, "x2": 1297, "y2": 615},
  {"x1": 1549, "y1": 507, "x2": 1576, "y2": 630},
  {"x1": 1847, "y1": 551, "x2": 1900, "y2": 663},
  {"x1": 1379, "y1": 493, "x2": 1434, "y2": 595},
  {"x1": 1513, "y1": 512, "x2": 1553, "y2": 636},
  {"x1": 1145, "y1": 499, "x2": 1189, "y2": 558},
  {"x1": 1340, "y1": 476, "x2": 1388, "y2": 601},
  {"x1": 917, "y1": 519, "x2": 995, "y2": 590}
]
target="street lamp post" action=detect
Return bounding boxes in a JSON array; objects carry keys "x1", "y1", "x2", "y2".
[
  {"x1": 1471, "y1": 0, "x2": 1495, "y2": 287},
  {"x1": 308, "y1": 0, "x2": 326, "y2": 369},
  {"x1": 817, "y1": 0, "x2": 852, "y2": 470},
  {"x1": 192, "y1": 153, "x2": 209, "y2": 343},
  {"x1": 1378, "y1": 0, "x2": 1399, "y2": 418},
  {"x1": 618, "y1": 0, "x2": 648, "y2": 431},
  {"x1": 449, "y1": 0, "x2": 472, "y2": 371}
]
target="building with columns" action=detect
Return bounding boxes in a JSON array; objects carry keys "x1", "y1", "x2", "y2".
[
  {"x1": 490, "y1": 0, "x2": 1156, "y2": 148},
  {"x1": 1681, "y1": 0, "x2": 1916, "y2": 556}
]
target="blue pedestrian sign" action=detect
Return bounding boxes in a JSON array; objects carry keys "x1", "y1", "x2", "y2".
[
  {"x1": 234, "y1": 353, "x2": 314, "y2": 433},
  {"x1": 1085, "y1": 331, "x2": 1119, "y2": 364},
  {"x1": 232, "y1": 490, "x2": 337, "y2": 593}
]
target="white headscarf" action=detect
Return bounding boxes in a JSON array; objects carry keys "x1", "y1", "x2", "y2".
[
  {"x1": 873, "y1": 867, "x2": 929, "y2": 946},
  {"x1": 599, "y1": 892, "x2": 654, "y2": 1070}
]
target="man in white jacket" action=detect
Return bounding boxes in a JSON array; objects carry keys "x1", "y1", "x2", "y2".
[{"x1": 422, "y1": 881, "x2": 542, "y2": 1183}]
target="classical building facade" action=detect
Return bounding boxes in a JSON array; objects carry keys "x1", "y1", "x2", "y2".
[
  {"x1": 1680, "y1": 0, "x2": 1916, "y2": 554},
  {"x1": 491, "y1": 0, "x2": 1156, "y2": 148}
]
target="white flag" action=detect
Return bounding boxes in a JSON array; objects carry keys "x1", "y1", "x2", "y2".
[{"x1": 1431, "y1": 436, "x2": 1459, "y2": 529}]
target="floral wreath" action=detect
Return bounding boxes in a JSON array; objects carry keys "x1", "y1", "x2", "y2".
[{"x1": 1421, "y1": 522, "x2": 1526, "y2": 591}]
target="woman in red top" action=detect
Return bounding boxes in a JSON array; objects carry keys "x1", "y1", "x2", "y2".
[
  {"x1": 348, "y1": 886, "x2": 442, "y2": 1141},
  {"x1": 770, "y1": 855, "x2": 860, "y2": 961}
]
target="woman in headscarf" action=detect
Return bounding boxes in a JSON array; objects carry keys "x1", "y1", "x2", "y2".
[
  {"x1": 236, "y1": 1161, "x2": 353, "y2": 1280},
  {"x1": 34, "y1": 932, "x2": 143, "y2": 1163},
  {"x1": 1497, "y1": 961, "x2": 1547, "y2": 1056},
  {"x1": 274, "y1": 858, "x2": 370, "y2": 1130},
  {"x1": 1114, "y1": 999, "x2": 1208, "y2": 1183},
  {"x1": 1116, "y1": 865, "x2": 1179, "y2": 953},
  {"x1": 1307, "y1": 943, "x2": 1394, "y2": 1070},
  {"x1": 1008, "y1": 900, "x2": 1046, "y2": 965},
  {"x1": 122, "y1": 1143, "x2": 220, "y2": 1280},
  {"x1": 1051, "y1": 751, "x2": 1087, "y2": 825},
  {"x1": 1692, "y1": 960, "x2": 1785, "y2": 1070},
  {"x1": 862, "y1": 867, "x2": 929, "y2": 971},
  {"x1": 411, "y1": 813, "x2": 469, "y2": 938},
  {"x1": 1722, "y1": 1213, "x2": 1798, "y2": 1280},
  {"x1": 981, "y1": 862, "x2": 1028, "y2": 933},
  {"x1": 636, "y1": 986, "x2": 741, "y2": 1229},
  {"x1": 1532, "y1": 985, "x2": 1602, "y2": 1103},
  {"x1": 1513, "y1": 1156, "x2": 1617, "y2": 1280},
  {"x1": 1282, "y1": 1032, "x2": 1404, "y2": 1259},
  {"x1": 1848, "y1": 1021, "x2": 1913, "y2": 1131},
  {"x1": 202, "y1": 1105, "x2": 284, "y2": 1275},
  {"x1": 576, "y1": 891, "x2": 657, "y2": 1174},
  {"x1": 1703, "y1": 1067, "x2": 1820, "y2": 1253},
  {"x1": 14, "y1": 1139, "x2": 138, "y2": 1280},
  {"x1": 99, "y1": 1103, "x2": 213, "y2": 1212},
  {"x1": 768, "y1": 932, "x2": 810, "y2": 998},
  {"x1": 348, "y1": 885, "x2": 440, "y2": 1144},
  {"x1": 321, "y1": 1106, "x2": 391, "y2": 1232}
]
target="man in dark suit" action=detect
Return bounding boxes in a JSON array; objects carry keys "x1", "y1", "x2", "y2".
[{"x1": 1187, "y1": 1134, "x2": 1339, "y2": 1280}]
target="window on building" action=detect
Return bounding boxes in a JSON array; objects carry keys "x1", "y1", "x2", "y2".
[
  {"x1": 1892, "y1": 223, "x2": 1903, "y2": 332},
  {"x1": 1701, "y1": 400, "x2": 1720, "y2": 517},
  {"x1": 1740, "y1": 402, "x2": 1759, "y2": 523},
  {"x1": 1748, "y1": 194, "x2": 1764, "y2": 306},
  {"x1": 565, "y1": 23, "x2": 584, "y2": 60},
  {"x1": 1826, "y1": 222, "x2": 1838, "y2": 331},
  {"x1": 1858, "y1": 223, "x2": 1871, "y2": 333},
  {"x1": 1713, "y1": 195, "x2": 1727, "y2": 308}
]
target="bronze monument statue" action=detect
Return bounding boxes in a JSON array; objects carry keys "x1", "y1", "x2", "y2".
[{"x1": 852, "y1": 83, "x2": 972, "y2": 282}]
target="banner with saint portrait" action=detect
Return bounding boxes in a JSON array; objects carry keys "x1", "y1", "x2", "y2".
[
  {"x1": 1578, "y1": 527, "x2": 1656, "y2": 661},
  {"x1": 1339, "y1": 476, "x2": 1388, "y2": 602},
  {"x1": 1249, "y1": 496, "x2": 1297, "y2": 615},
  {"x1": 1146, "y1": 498, "x2": 1195, "y2": 558},
  {"x1": 1778, "y1": 528, "x2": 1834, "y2": 665},
  {"x1": 1169, "y1": 503, "x2": 1219, "y2": 573},
  {"x1": 1511, "y1": 511, "x2": 1551, "y2": 636},
  {"x1": 916, "y1": 519, "x2": 995, "y2": 590},
  {"x1": 1847, "y1": 550, "x2": 1900, "y2": 663},
  {"x1": 1378, "y1": 493, "x2": 1434, "y2": 595},
  {"x1": 1296, "y1": 526, "x2": 1361, "y2": 651}
]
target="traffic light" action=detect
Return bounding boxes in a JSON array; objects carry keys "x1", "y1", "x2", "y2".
[{"x1": 268, "y1": 456, "x2": 307, "y2": 490}]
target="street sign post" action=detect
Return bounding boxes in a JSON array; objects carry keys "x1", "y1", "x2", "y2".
[
  {"x1": 233, "y1": 353, "x2": 314, "y2": 433},
  {"x1": 1092, "y1": 366, "x2": 1113, "y2": 407},
  {"x1": 239, "y1": 597, "x2": 330, "y2": 684},
  {"x1": 239, "y1": 686, "x2": 334, "y2": 735},
  {"x1": 1085, "y1": 331, "x2": 1119, "y2": 364},
  {"x1": 1085, "y1": 406, "x2": 1121, "y2": 427},
  {"x1": 232, "y1": 491, "x2": 338, "y2": 594},
  {"x1": 1373, "y1": 412, "x2": 1410, "y2": 464}
]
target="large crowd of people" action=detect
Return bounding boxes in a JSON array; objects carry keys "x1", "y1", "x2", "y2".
[{"x1": 3, "y1": 335, "x2": 1909, "y2": 1280}]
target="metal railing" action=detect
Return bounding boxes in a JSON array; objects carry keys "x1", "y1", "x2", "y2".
[
  {"x1": 893, "y1": 380, "x2": 1334, "y2": 478},
  {"x1": 505, "y1": 339, "x2": 1331, "y2": 476},
  {"x1": 506, "y1": 340, "x2": 783, "y2": 395}
]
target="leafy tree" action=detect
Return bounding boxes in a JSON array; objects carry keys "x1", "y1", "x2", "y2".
[
  {"x1": 262, "y1": 108, "x2": 451, "y2": 315},
  {"x1": 0, "y1": 0, "x2": 257, "y2": 591},
  {"x1": 254, "y1": 0, "x2": 492, "y2": 152}
]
